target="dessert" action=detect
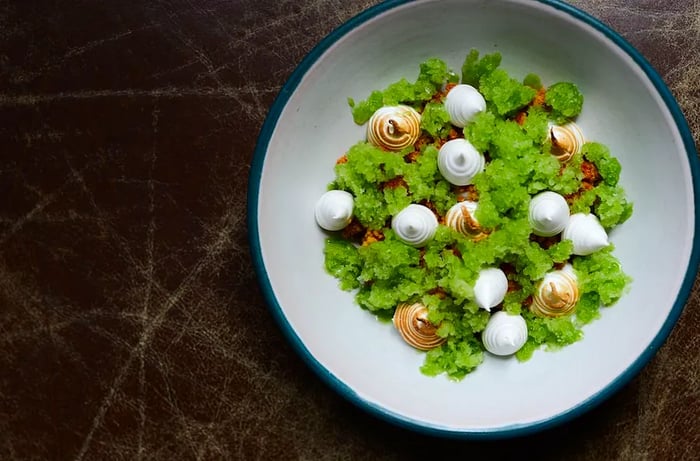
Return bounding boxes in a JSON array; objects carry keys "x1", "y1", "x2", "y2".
[{"x1": 318, "y1": 50, "x2": 632, "y2": 379}]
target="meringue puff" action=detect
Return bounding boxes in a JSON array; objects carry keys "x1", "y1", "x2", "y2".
[
  {"x1": 562, "y1": 213, "x2": 609, "y2": 255},
  {"x1": 314, "y1": 190, "x2": 354, "y2": 231},
  {"x1": 444, "y1": 200, "x2": 487, "y2": 240},
  {"x1": 530, "y1": 264, "x2": 580, "y2": 318},
  {"x1": 393, "y1": 302, "x2": 446, "y2": 351},
  {"x1": 548, "y1": 122, "x2": 585, "y2": 162},
  {"x1": 391, "y1": 204, "x2": 438, "y2": 247},
  {"x1": 366, "y1": 105, "x2": 421, "y2": 151},
  {"x1": 474, "y1": 267, "x2": 509, "y2": 311},
  {"x1": 437, "y1": 138, "x2": 484, "y2": 186},
  {"x1": 482, "y1": 311, "x2": 528, "y2": 356},
  {"x1": 528, "y1": 191, "x2": 570, "y2": 237},
  {"x1": 444, "y1": 84, "x2": 486, "y2": 127}
]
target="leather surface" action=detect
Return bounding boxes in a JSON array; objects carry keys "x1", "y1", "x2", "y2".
[{"x1": 0, "y1": 0, "x2": 698, "y2": 459}]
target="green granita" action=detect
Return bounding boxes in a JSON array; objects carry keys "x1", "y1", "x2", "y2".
[
  {"x1": 322, "y1": 51, "x2": 632, "y2": 380},
  {"x1": 421, "y1": 102, "x2": 452, "y2": 138},
  {"x1": 349, "y1": 57, "x2": 458, "y2": 124},
  {"x1": 545, "y1": 81, "x2": 584, "y2": 122}
]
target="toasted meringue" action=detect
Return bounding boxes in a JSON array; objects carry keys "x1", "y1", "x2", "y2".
[
  {"x1": 314, "y1": 190, "x2": 354, "y2": 231},
  {"x1": 562, "y1": 213, "x2": 609, "y2": 255},
  {"x1": 530, "y1": 264, "x2": 580, "y2": 318},
  {"x1": 366, "y1": 105, "x2": 421, "y2": 151},
  {"x1": 474, "y1": 268, "x2": 509, "y2": 311},
  {"x1": 437, "y1": 138, "x2": 484, "y2": 186},
  {"x1": 528, "y1": 191, "x2": 570, "y2": 237},
  {"x1": 391, "y1": 204, "x2": 438, "y2": 247},
  {"x1": 548, "y1": 122, "x2": 585, "y2": 162},
  {"x1": 444, "y1": 84, "x2": 487, "y2": 127},
  {"x1": 393, "y1": 302, "x2": 446, "y2": 351},
  {"x1": 444, "y1": 201, "x2": 487, "y2": 240},
  {"x1": 482, "y1": 311, "x2": 528, "y2": 356}
]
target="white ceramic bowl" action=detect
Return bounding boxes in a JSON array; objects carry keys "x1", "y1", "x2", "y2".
[{"x1": 248, "y1": 0, "x2": 699, "y2": 438}]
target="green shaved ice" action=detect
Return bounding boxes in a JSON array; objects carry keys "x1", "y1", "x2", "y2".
[
  {"x1": 464, "y1": 110, "x2": 498, "y2": 153},
  {"x1": 480, "y1": 69, "x2": 536, "y2": 116},
  {"x1": 350, "y1": 58, "x2": 456, "y2": 124},
  {"x1": 594, "y1": 184, "x2": 633, "y2": 228},
  {"x1": 575, "y1": 292, "x2": 602, "y2": 325},
  {"x1": 523, "y1": 73, "x2": 543, "y2": 89},
  {"x1": 550, "y1": 153, "x2": 584, "y2": 195},
  {"x1": 461, "y1": 49, "x2": 502, "y2": 88},
  {"x1": 545, "y1": 82, "x2": 584, "y2": 121},
  {"x1": 521, "y1": 313, "x2": 584, "y2": 352},
  {"x1": 421, "y1": 337, "x2": 484, "y2": 380},
  {"x1": 547, "y1": 239, "x2": 574, "y2": 263},
  {"x1": 382, "y1": 78, "x2": 416, "y2": 105},
  {"x1": 570, "y1": 187, "x2": 598, "y2": 214},
  {"x1": 418, "y1": 57, "x2": 456, "y2": 86},
  {"x1": 348, "y1": 91, "x2": 384, "y2": 125},
  {"x1": 582, "y1": 142, "x2": 622, "y2": 186},
  {"x1": 357, "y1": 233, "x2": 421, "y2": 282},
  {"x1": 573, "y1": 247, "x2": 631, "y2": 306},
  {"x1": 521, "y1": 106, "x2": 549, "y2": 142},
  {"x1": 324, "y1": 239, "x2": 362, "y2": 290},
  {"x1": 326, "y1": 49, "x2": 632, "y2": 380},
  {"x1": 352, "y1": 189, "x2": 388, "y2": 230},
  {"x1": 421, "y1": 102, "x2": 452, "y2": 137}
]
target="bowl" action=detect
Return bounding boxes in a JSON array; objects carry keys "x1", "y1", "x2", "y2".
[{"x1": 247, "y1": 0, "x2": 699, "y2": 438}]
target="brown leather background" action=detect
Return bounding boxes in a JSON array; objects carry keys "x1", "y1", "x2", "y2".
[{"x1": 1, "y1": 0, "x2": 698, "y2": 459}]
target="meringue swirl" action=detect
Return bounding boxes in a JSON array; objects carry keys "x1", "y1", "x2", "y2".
[
  {"x1": 391, "y1": 204, "x2": 438, "y2": 247},
  {"x1": 444, "y1": 201, "x2": 487, "y2": 240},
  {"x1": 437, "y1": 138, "x2": 484, "y2": 186},
  {"x1": 562, "y1": 213, "x2": 609, "y2": 255},
  {"x1": 528, "y1": 191, "x2": 570, "y2": 237},
  {"x1": 530, "y1": 264, "x2": 580, "y2": 318},
  {"x1": 482, "y1": 311, "x2": 528, "y2": 356},
  {"x1": 444, "y1": 84, "x2": 486, "y2": 127},
  {"x1": 474, "y1": 267, "x2": 508, "y2": 311},
  {"x1": 393, "y1": 302, "x2": 446, "y2": 351},
  {"x1": 548, "y1": 122, "x2": 585, "y2": 162},
  {"x1": 366, "y1": 105, "x2": 421, "y2": 151},
  {"x1": 314, "y1": 190, "x2": 354, "y2": 231}
]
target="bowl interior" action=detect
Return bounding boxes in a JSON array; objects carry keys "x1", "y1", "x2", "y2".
[{"x1": 252, "y1": 0, "x2": 696, "y2": 434}]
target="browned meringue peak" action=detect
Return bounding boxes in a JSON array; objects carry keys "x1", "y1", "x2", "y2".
[
  {"x1": 392, "y1": 302, "x2": 445, "y2": 351},
  {"x1": 366, "y1": 105, "x2": 421, "y2": 151},
  {"x1": 548, "y1": 122, "x2": 584, "y2": 162},
  {"x1": 530, "y1": 264, "x2": 580, "y2": 318}
]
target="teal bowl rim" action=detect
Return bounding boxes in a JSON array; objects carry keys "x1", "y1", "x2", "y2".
[{"x1": 247, "y1": 0, "x2": 700, "y2": 439}]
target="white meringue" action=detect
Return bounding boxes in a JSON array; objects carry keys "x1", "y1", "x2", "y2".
[
  {"x1": 314, "y1": 190, "x2": 354, "y2": 231},
  {"x1": 444, "y1": 84, "x2": 486, "y2": 127},
  {"x1": 391, "y1": 204, "x2": 438, "y2": 247},
  {"x1": 474, "y1": 267, "x2": 509, "y2": 311},
  {"x1": 562, "y1": 213, "x2": 609, "y2": 255},
  {"x1": 531, "y1": 264, "x2": 580, "y2": 317},
  {"x1": 528, "y1": 191, "x2": 570, "y2": 237},
  {"x1": 437, "y1": 139, "x2": 484, "y2": 186},
  {"x1": 367, "y1": 105, "x2": 421, "y2": 151},
  {"x1": 482, "y1": 311, "x2": 528, "y2": 356}
]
